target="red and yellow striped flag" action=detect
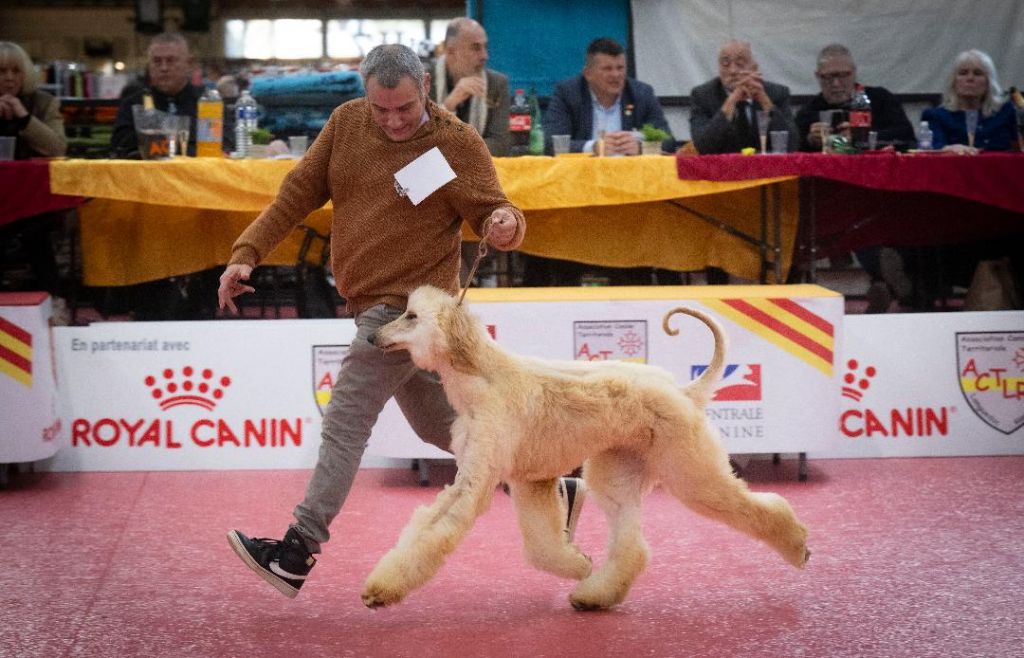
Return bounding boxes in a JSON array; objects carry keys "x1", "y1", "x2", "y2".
[
  {"x1": 704, "y1": 297, "x2": 834, "y2": 377},
  {"x1": 0, "y1": 317, "x2": 33, "y2": 387}
]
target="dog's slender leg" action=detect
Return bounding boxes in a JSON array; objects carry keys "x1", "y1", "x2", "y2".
[
  {"x1": 569, "y1": 452, "x2": 649, "y2": 611},
  {"x1": 656, "y1": 425, "x2": 809, "y2": 568},
  {"x1": 511, "y1": 479, "x2": 592, "y2": 580},
  {"x1": 362, "y1": 449, "x2": 500, "y2": 608}
]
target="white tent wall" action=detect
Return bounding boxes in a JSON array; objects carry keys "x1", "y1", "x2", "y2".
[{"x1": 632, "y1": 0, "x2": 1024, "y2": 141}]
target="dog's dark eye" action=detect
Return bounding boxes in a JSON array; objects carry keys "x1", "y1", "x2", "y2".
[{"x1": 405, "y1": 312, "x2": 417, "y2": 321}]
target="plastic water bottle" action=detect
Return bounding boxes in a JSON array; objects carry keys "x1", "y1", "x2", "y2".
[
  {"x1": 509, "y1": 89, "x2": 530, "y2": 156},
  {"x1": 917, "y1": 121, "x2": 933, "y2": 150},
  {"x1": 234, "y1": 89, "x2": 258, "y2": 157},
  {"x1": 527, "y1": 87, "x2": 544, "y2": 155},
  {"x1": 196, "y1": 88, "x2": 224, "y2": 158}
]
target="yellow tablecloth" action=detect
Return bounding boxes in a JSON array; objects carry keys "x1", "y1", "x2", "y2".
[{"x1": 50, "y1": 156, "x2": 798, "y2": 286}]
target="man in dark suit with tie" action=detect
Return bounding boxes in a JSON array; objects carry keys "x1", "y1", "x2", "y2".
[
  {"x1": 689, "y1": 40, "x2": 798, "y2": 155},
  {"x1": 543, "y1": 37, "x2": 674, "y2": 155}
]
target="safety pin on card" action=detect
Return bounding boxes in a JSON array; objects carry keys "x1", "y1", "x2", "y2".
[{"x1": 393, "y1": 147, "x2": 456, "y2": 205}]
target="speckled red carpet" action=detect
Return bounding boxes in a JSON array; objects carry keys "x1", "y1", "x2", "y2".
[{"x1": 2, "y1": 456, "x2": 1022, "y2": 658}]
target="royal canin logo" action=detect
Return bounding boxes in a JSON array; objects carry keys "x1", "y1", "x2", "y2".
[
  {"x1": 71, "y1": 365, "x2": 303, "y2": 450},
  {"x1": 840, "y1": 359, "x2": 953, "y2": 438},
  {"x1": 145, "y1": 366, "x2": 232, "y2": 411}
]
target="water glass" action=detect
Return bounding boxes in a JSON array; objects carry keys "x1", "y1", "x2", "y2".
[
  {"x1": 769, "y1": 130, "x2": 788, "y2": 154},
  {"x1": 0, "y1": 136, "x2": 14, "y2": 161},
  {"x1": 756, "y1": 110, "x2": 770, "y2": 154},
  {"x1": 551, "y1": 134, "x2": 571, "y2": 155},
  {"x1": 819, "y1": 110, "x2": 837, "y2": 153},
  {"x1": 867, "y1": 130, "x2": 878, "y2": 151},
  {"x1": 965, "y1": 110, "x2": 979, "y2": 148},
  {"x1": 288, "y1": 135, "x2": 308, "y2": 157},
  {"x1": 170, "y1": 115, "x2": 190, "y2": 157}
]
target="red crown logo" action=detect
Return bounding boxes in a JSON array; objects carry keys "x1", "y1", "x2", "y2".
[
  {"x1": 842, "y1": 359, "x2": 876, "y2": 402},
  {"x1": 145, "y1": 366, "x2": 231, "y2": 411}
]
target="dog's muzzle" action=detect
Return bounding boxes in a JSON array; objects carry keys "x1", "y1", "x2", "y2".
[{"x1": 367, "y1": 331, "x2": 393, "y2": 351}]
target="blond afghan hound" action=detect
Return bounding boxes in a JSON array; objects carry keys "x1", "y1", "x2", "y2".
[{"x1": 363, "y1": 285, "x2": 809, "y2": 610}]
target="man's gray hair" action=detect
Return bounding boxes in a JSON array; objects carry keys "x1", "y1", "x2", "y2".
[
  {"x1": 148, "y1": 32, "x2": 191, "y2": 54},
  {"x1": 445, "y1": 17, "x2": 481, "y2": 45},
  {"x1": 816, "y1": 43, "x2": 854, "y2": 69},
  {"x1": 359, "y1": 44, "x2": 425, "y2": 89}
]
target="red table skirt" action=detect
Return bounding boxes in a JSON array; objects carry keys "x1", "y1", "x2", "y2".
[
  {"x1": 0, "y1": 160, "x2": 84, "y2": 227},
  {"x1": 677, "y1": 151, "x2": 1024, "y2": 215}
]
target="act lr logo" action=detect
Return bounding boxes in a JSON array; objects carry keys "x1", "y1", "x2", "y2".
[
  {"x1": 312, "y1": 345, "x2": 350, "y2": 416},
  {"x1": 956, "y1": 331, "x2": 1024, "y2": 435}
]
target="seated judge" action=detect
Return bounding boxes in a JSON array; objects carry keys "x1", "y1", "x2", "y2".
[
  {"x1": 429, "y1": 17, "x2": 510, "y2": 157},
  {"x1": 795, "y1": 43, "x2": 915, "y2": 152},
  {"x1": 530, "y1": 37, "x2": 677, "y2": 286},
  {"x1": 543, "y1": 37, "x2": 674, "y2": 155},
  {"x1": 689, "y1": 40, "x2": 798, "y2": 155}
]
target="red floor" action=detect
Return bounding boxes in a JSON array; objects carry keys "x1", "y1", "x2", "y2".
[{"x1": 2, "y1": 456, "x2": 1022, "y2": 658}]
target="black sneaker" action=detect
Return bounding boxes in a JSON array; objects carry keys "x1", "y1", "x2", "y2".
[
  {"x1": 558, "y1": 477, "x2": 587, "y2": 542},
  {"x1": 227, "y1": 528, "x2": 316, "y2": 598}
]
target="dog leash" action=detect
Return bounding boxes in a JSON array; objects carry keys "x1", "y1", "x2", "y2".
[{"x1": 458, "y1": 218, "x2": 493, "y2": 305}]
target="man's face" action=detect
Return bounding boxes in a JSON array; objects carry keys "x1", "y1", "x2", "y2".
[
  {"x1": 147, "y1": 41, "x2": 191, "y2": 96},
  {"x1": 816, "y1": 56, "x2": 857, "y2": 105},
  {"x1": 446, "y1": 25, "x2": 488, "y2": 79},
  {"x1": 366, "y1": 75, "x2": 428, "y2": 142},
  {"x1": 718, "y1": 43, "x2": 754, "y2": 91},
  {"x1": 583, "y1": 53, "x2": 627, "y2": 100}
]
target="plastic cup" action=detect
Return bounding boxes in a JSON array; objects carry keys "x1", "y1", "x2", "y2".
[
  {"x1": 0, "y1": 136, "x2": 14, "y2": 161},
  {"x1": 551, "y1": 134, "x2": 571, "y2": 155},
  {"x1": 770, "y1": 130, "x2": 788, "y2": 154},
  {"x1": 132, "y1": 105, "x2": 178, "y2": 160},
  {"x1": 288, "y1": 135, "x2": 308, "y2": 157}
]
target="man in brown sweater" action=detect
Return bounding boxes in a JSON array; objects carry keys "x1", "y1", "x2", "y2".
[{"x1": 223, "y1": 44, "x2": 585, "y2": 599}]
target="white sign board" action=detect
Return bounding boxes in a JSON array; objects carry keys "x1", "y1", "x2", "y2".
[{"x1": 48, "y1": 287, "x2": 844, "y2": 471}]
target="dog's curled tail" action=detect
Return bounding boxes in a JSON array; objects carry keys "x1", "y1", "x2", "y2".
[{"x1": 663, "y1": 307, "x2": 727, "y2": 404}]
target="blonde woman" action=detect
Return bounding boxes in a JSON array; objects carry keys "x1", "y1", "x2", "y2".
[
  {"x1": 0, "y1": 41, "x2": 67, "y2": 158},
  {"x1": 921, "y1": 49, "x2": 1015, "y2": 153}
]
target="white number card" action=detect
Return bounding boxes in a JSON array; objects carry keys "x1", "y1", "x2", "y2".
[{"x1": 393, "y1": 147, "x2": 456, "y2": 205}]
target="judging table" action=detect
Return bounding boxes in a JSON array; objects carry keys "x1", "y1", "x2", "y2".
[
  {"x1": 676, "y1": 151, "x2": 1024, "y2": 280},
  {"x1": 48, "y1": 156, "x2": 799, "y2": 287},
  {"x1": 0, "y1": 160, "x2": 83, "y2": 227}
]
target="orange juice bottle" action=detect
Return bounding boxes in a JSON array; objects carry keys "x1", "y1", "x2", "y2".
[{"x1": 196, "y1": 88, "x2": 224, "y2": 157}]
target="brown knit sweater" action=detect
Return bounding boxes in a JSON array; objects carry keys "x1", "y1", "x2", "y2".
[{"x1": 229, "y1": 98, "x2": 525, "y2": 314}]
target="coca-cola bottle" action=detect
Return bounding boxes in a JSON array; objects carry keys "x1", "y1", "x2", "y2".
[
  {"x1": 509, "y1": 88, "x2": 531, "y2": 156},
  {"x1": 848, "y1": 84, "x2": 872, "y2": 151}
]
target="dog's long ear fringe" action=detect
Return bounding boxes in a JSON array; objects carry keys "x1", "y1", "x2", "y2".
[{"x1": 442, "y1": 302, "x2": 483, "y2": 375}]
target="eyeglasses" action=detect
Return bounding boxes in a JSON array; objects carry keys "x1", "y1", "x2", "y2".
[{"x1": 817, "y1": 71, "x2": 853, "y2": 83}]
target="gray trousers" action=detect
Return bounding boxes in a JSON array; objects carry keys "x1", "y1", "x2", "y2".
[{"x1": 292, "y1": 304, "x2": 455, "y2": 552}]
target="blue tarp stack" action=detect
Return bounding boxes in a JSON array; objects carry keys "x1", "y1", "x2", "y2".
[{"x1": 250, "y1": 70, "x2": 365, "y2": 139}]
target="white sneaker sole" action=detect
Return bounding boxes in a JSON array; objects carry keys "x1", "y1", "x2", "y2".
[{"x1": 227, "y1": 530, "x2": 300, "y2": 599}]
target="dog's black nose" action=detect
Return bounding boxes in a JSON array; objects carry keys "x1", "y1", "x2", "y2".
[{"x1": 367, "y1": 332, "x2": 378, "y2": 346}]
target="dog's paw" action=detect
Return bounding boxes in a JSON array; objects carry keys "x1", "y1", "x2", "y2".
[
  {"x1": 568, "y1": 586, "x2": 617, "y2": 611},
  {"x1": 569, "y1": 551, "x2": 593, "y2": 580},
  {"x1": 361, "y1": 581, "x2": 405, "y2": 609}
]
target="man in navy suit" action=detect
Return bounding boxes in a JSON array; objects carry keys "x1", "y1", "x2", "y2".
[
  {"x1": 543, "y1": 37, "x2": 674, "y2": 155},
  {"x1": 689, "y1": 40, "x2": 798, "y2": 155},
  {"x1": 526, "y1": 37, "x2": 677, "y2": 286}
]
